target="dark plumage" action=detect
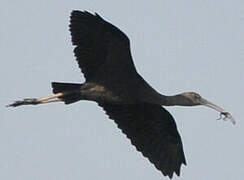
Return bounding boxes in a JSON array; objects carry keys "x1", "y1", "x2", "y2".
[
  {"x1": 99, "y1": 103, "x2": 186, "y2": 178},
  {"x1": 68, "y1": 11, "x2": 186, "y2": 178},
  {"x1": 8, "y1": 10, "x2": 235, "y2": 179}
]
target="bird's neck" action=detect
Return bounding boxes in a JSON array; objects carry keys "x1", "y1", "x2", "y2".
[{"x1": 159, "y1": 94, "x2": 192, "y2": 106}]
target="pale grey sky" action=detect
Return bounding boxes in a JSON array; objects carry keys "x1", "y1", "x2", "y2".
[{"x1": 1, "y1": 0, "x2": 244, "y2": 179}]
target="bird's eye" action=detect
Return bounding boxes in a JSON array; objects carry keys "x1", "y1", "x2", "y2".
[{"x1": 194, "y1": 93, "x2": 201, "y2": 99}]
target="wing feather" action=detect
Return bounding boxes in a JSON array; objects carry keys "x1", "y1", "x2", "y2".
[
  {"x1": 99, "y1": 103, "x2": 186, "y2": 178},
  {"x1": 70, "y1": 10, "x2": 137, "y2": 82}
]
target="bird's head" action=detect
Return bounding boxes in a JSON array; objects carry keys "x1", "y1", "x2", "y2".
[
  {"x1": 178, "y1": 92, "x2": 235, "y2": 124},
  {"x1": 179, "y1": 92, "x2": 203, "y2": 106}
]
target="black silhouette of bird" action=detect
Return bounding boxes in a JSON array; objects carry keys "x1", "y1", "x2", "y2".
[{"x1": 8, "y1": 10, "x2": 235, "y2": 178}]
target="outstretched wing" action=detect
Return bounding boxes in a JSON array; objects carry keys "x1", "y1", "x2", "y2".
[
  {"x1": 99, "y1": 103, "x2": 186, "y2": 179},
  {"x1": 70, "y1": 10, "x2": 138, "y2": 83}
]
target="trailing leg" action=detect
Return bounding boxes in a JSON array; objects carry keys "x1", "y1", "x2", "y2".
[
  {"x1": 7, "y1": 82, "x2": 83, "y2": 107},
  {"x1": 7, "y1": 93, "x2": 64, "y2": 107}
]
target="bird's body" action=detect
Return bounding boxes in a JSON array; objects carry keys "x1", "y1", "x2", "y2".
[{"x1": 8, "y1": 10, "x2": 235, "y2": 179}]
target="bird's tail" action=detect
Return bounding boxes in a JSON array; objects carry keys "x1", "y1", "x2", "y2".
[
  {"x1": 51, "y1": 82, "x2": 83, "y2": 104},
  {"x1": 7, "y1": 82, "x2": 83, "y2": 107}
]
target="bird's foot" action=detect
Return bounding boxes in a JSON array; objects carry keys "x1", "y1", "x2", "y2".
[
  {"x1": 217, "y1": 111, "x2": 236, "y2": 125},
  {"x1": 7, "y1": 93, "x2": 64, "y2": 108},
  {"x1": 6, "y1": 98, "x2": 40, "y2": 107}
]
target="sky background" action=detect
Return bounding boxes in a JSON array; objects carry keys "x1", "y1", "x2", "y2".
[{"x1": 1, "y1": 0, "x2": 244, "y2": 179}]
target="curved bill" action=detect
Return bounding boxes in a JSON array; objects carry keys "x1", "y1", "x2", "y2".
[{"x1": 199, "y1": 97, "x2": 236, "y2": 125}]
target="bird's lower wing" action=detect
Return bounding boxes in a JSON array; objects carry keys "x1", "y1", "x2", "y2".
[{"x1": 99, "y1": 103, "x2": 186, "y2": 178}]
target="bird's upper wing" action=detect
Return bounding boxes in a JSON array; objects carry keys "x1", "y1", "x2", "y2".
[
  {"x1": 70, "y1": 11, "x2": 138, "y2": 83},
  {"x1": 98, "y1": 103, "x2": 186, "y2": 179}
]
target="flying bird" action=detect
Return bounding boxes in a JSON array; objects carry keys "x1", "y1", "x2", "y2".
[{"x1": 8, "y1": 10, "x2": 235, "y2": 178}]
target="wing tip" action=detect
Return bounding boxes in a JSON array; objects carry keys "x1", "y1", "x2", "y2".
[
  {"x1": 70, "y1": 10, "x2": 101, "y2": 19},
  {"x1": 162, "y1": 161, "x2": 186, "y2": 179},
  {"x1": 161, "y1": 161, "x2": 186, "y2": 179}
]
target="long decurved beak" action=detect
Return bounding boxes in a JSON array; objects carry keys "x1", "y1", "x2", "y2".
[{"x1": 199, "y1": 97, "x2": 236, "y2": 125}]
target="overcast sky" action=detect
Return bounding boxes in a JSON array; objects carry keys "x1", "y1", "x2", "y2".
[{"x1": 1, "y1": 0, "x2": 244, "y2": 179}]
